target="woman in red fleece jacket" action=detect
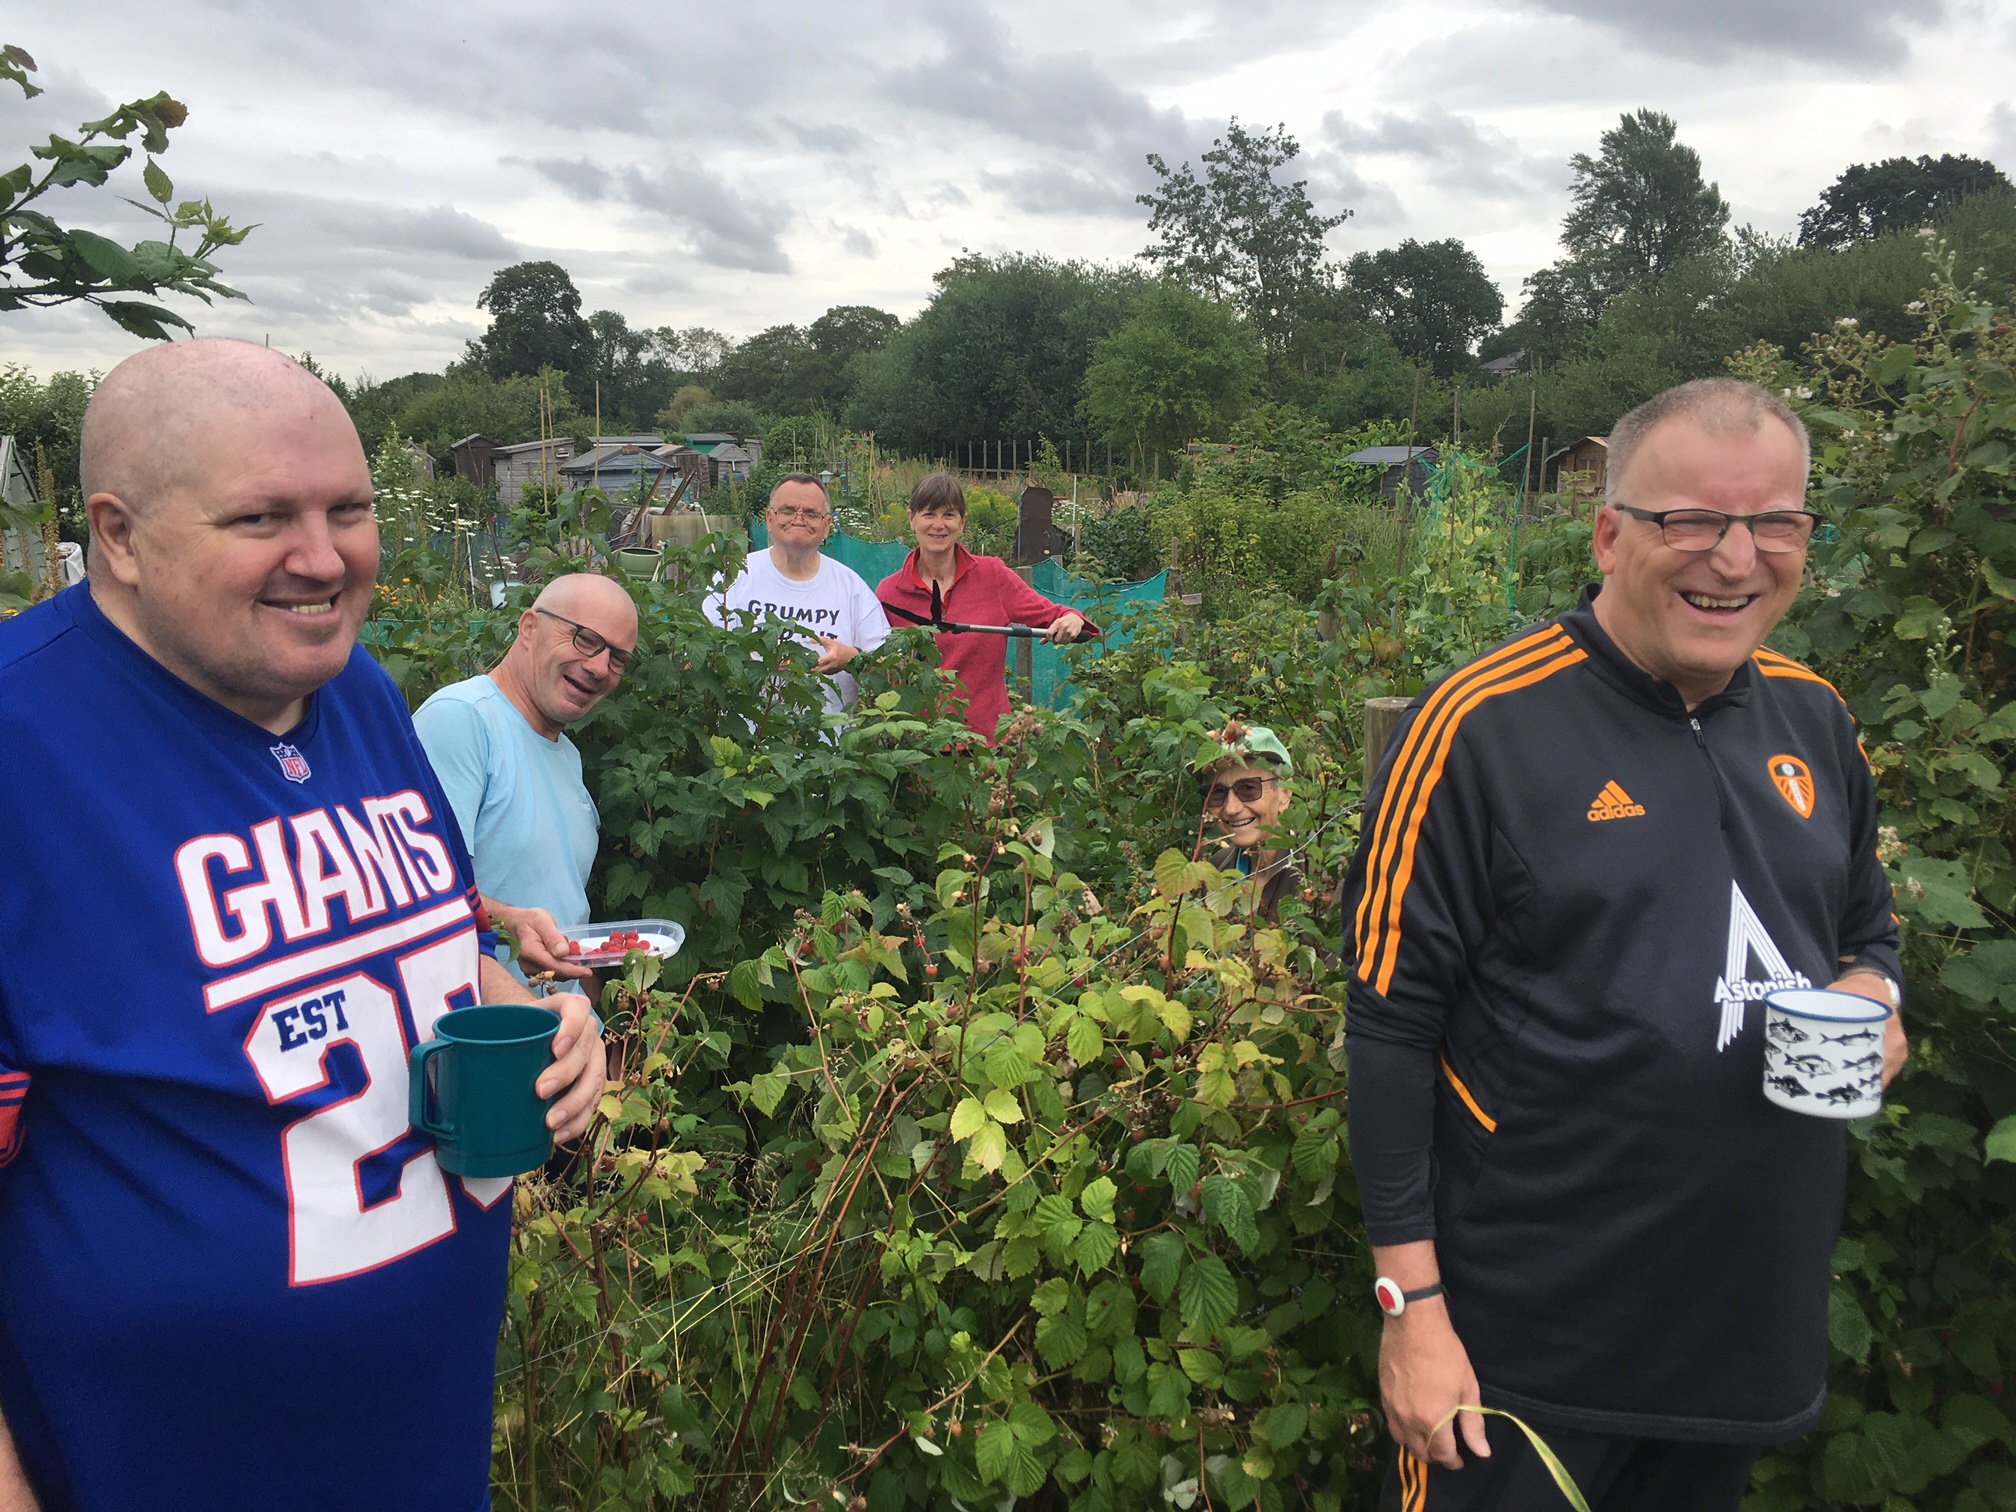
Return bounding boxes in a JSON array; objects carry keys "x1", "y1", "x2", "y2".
[{"x1": 875, "y1": 472, "x2": 1094, "y2": 741}]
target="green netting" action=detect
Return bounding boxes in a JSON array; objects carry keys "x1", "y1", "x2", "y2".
[
  {"x1": 746, "y1": 525, "x2": 1165, "y2": 710},
  {"x1": 1028, "y1": 561, "x2": 1168, "y2": 710},
  {"x1": 747, "y1": 521, "x2": 910, "y2": 585}
]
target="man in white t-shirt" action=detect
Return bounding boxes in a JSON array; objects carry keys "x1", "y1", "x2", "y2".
[{"x1": 704, "y1": 474, "x2": 891, "y2": 716}]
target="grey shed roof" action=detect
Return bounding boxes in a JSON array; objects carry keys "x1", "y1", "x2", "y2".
[{"x1": 1346, "y1": 446, "x2": 1437, "y2": 466}]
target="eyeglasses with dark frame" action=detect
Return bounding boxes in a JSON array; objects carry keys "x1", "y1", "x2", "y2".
[
  {"x1": 1610, "y1": 503, "x2": 1821, "y2": 553},
  {"x1": 533, "y1": 608, "x2": 636, "y2": 674},
  {"x1": 1199, "y1": 774, "x2": 1279, "y2": 811},
  {"x1": 768, "y1": 505, "x2": 831, "y2": 525}
]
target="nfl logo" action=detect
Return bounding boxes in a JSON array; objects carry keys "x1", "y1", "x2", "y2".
[{"x1": 270, "y1": 743, "x2": 312, "y2": 784}]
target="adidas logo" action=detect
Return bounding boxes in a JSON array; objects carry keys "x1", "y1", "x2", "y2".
[{"x1": 1587, "y1": 780, "x2": 1646, "y2": 822}]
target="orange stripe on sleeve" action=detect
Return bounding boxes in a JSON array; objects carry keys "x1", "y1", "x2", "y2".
[
  {"x1": 1354, "y1": 628, "x2": 1569, "y2": 961},
  {"x1": 1752, "y1": 650, "x2": 1845, "y2": 701},
  {"x1": 1363, "y1": 643, "x2": 1588, "y2": 996}
]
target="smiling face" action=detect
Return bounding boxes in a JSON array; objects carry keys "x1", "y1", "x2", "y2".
[
  {"x1": 502, "y1": 577, "x2": 638, "y2": 737},
  {"x1": 1202, "y1": 761, "x2": 1292, "y2": 850},
  {"x1": 1591, "y1": 412, "x2": 1809, "y2": 707},
  {"x1": 766, "y1": 479, "x2": 832, "y2": 553},
  {"x1": 86, "y1": 369, "x2": 378, "y2": 732},
  {"x1": 909, "y1": 500, "x2": 966, "y2": 555}
]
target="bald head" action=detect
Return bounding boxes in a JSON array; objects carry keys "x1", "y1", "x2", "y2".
[
  {"x1": 81, "y1": 338, "x2": 354, "y2": 510},
  {"x1": 533, "y1": 572, "x2": 639, "y2": 639}
]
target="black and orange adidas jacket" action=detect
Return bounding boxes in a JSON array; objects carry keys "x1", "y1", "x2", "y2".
[{"x1": 1342, "y1": 589, "x2": 1899, "y2": 1444}]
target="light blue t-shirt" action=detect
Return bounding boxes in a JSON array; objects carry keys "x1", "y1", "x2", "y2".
[{"x1": 412, "y1": 677, "x2": 600, "y2": 969}]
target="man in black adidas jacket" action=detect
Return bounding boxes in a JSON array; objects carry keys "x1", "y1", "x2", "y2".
[{"x1": 1343, "y1": 379, "x2": 1907, "y2": 1512}]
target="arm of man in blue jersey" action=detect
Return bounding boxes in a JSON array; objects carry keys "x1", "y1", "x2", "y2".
[{"x1": 1342, "y1": 709, "x2": 1499, "y2": 1473}]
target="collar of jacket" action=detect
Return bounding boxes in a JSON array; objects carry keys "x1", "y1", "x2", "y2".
[
  {"x1": 903, "y1": 543, "x2": 975, "y2": 596},
  {"x1": 1558, "y1": 584, "x2": 1754, "y2": 721}
]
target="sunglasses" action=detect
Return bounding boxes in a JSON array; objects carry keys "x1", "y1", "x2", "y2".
[
  {"x1": 1199, "y1": 775, "x2": 1278, "y2": 810},
  {"x1": 533, "y1": 608, "x2": 635, "y2": 674}
]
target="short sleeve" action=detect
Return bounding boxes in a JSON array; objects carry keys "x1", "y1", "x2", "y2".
[
  {"x1": 851, "y1": 577, "x2": 892, "y2": 652},
  {"x1": 0, "y1": 1072, "x2": 25, "y2": 1166},
  {"x1": 411, "y1": 695, "x2": 491, "y2": 860}
]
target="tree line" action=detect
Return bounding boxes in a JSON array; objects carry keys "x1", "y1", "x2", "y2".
[{"x1": 5, "y1": 30, "x2": 2013, "y2": 496}]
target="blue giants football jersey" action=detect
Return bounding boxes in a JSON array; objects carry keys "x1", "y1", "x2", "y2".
[{"x1": 0, "y1": 587, "x2": 509, "y2": 1511}]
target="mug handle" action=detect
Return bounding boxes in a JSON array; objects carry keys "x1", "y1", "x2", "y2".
[{"x1": 409, "y1": 1040, "x2": 455, "y2": 1142}]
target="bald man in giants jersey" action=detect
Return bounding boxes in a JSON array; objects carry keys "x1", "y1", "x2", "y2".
[{"x1": 0, "y1": 340, "x2": 606, "y2": 1510}]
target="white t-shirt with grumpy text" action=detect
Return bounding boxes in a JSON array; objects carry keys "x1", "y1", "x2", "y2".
[{"x1": 703, "y1": 549, "x2": 892, "y2": 715}]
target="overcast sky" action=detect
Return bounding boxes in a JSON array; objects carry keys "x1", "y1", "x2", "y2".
[{"x1": 4, "y1": 0, "x2": 2013, "y2": 382}]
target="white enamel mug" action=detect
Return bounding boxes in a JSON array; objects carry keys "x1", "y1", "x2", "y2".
[{"x1": 1762, "y1": 988, "x2": 1891, "y2": 1119}]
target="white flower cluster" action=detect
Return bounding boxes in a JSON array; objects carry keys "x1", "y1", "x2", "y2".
[
  {"x1": 1836, "y1": 316, "x2": 1859, "y2": 328},
  {"x1": 1905, "y1": 300, "x2": 1927, "y2": 314}
]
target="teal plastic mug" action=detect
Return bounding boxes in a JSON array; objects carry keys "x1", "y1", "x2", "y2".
[{"x1": 409, "y1": 1005, "x2": 560, "y2": 1177}]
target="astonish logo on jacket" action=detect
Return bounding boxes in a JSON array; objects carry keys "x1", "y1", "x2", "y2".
[
  {"x1": 1715, "y1": 881, "x2": 1813, "y2": 1049},
  {"x1": 1586, "y1": 780, "x2": 1646, "y2": 821}
]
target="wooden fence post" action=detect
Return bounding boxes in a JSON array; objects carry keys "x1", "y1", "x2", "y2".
[{"x1": 1362, "y1": 696, "x2": 1412, "y2": 784}]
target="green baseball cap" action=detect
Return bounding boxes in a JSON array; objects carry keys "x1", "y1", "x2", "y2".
[{"x1": 1197, "y1": 723, "x2": 1294, "y2": 777}]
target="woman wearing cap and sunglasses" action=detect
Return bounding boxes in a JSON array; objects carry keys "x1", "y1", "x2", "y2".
[
  {"x1": 1196, "y1": 723, "x2": 1304, "y2": 920},
  {"x1": 874, "y1": 473, "x2": 1096, "y2": 742}
]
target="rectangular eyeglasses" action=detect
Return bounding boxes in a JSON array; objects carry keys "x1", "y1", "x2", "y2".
[
  {"x1": 534, "y1": 608, "x2": 635, "y2": 674},
  {"x1": 1611, "y1": 504, "x2": 1821, "y2": 553}
]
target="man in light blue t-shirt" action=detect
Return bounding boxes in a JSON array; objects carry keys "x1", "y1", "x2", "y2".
[{"x1": 414, "y1": 572, "x2": 637, "y2": 982}]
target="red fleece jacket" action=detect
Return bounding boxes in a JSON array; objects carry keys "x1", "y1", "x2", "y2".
[{"x1": 875, "y1": 546, "x2": 1094, "y2": 740}]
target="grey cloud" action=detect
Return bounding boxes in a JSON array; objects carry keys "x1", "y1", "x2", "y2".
[
  {"x1": 528, "y1": 156, "x2": 792, "y2": 274},
  {"x1": 1321, "y1": 108, "x2": 1561, "y2": 200},
  {"x1": 978, "y1": 166, "x2": 1142, "y2": 219},
  {"x1": 1522, "y1": 0, "x2": 1945, "y2": 64},
  {"x1": 839, "y1": 226, "x2": 875, "y2": 258}
]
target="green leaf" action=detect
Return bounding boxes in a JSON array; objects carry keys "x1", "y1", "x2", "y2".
[
  {"x1": 975, "y1": 1419, "x2": 1016, "y2": 1483},
  {"x1": 1066, "y1": 1014, "x2": 1103, "y2": 1066},
  {"x1": 1985, "y1": 1116, "x2": 2016, "y2": 1165},
  {"x1": 1830, "y1": 1284, "x2": 1874, "y2": 1362},
  {"x1": 1894, "y1": 596, "x2": 1948, "y2": 641},
  {"x1": 982, "y1": 1088, "x2": 1024, "y2": 1124},
  {"x1": 949, "y1": 1096, "x2": 990, "y2": 1142},
  {"x1": 1899, "y1": 856, "x2": 1991, "y2": 928},
  {"x1": 1139, "y1": 1232, "x2": 1185, "y2": 1303},
  {"x1": 1157, "y1": 997, "x2": 1193, "y2": 1041},
  {"x1": 967, "y1": 1122, "x2": 1008, "y2": 1173},
  {"x1": 1945, "y1": 1393, "x2": 2016, "y2": 1451},
  {"x1": 1030, "y1": 1277, "x2": 1073, "y2": 1315},
  {"x1": 1910, "y1": 526, "x2": 1958, "y2": 555},
  {"x1": 1178, "y1": 1347, "x2": 1224, "y2": 1386},
  {"x1": 1075, "y1": 1221, "x2": 1118, "y2": 1275},
  {"x1": 1180, "y1": 1255, "x2": 1239, "y2": 1332},
  {"x1": 1112, "y1": 1335, "x2": 1147, "y2": 1385},
  {"x1": 1035, "y1": 1309, "x2": 1088, "y2": 1368},
  {"x1": 141, "y1": 157, "x2": 172, "y2": 205},
  {"x1": 1079, "y1": 1176, "x2": 1117, "y2": 1221},
  {"x1": 1155, "y1": 847, "x2": 1195, "y2": 899},
  {"x1": 1262, "y1": 1402, "x2": 1307, "y2": 1448},
  {"x1": 1163, "y1": 1143, "x2": 1201, "y2": 1194},
  {"x1": 1008, "y1": 1398, "x2": 1058, "y2": 1445},
  {"x1": 727, "y1": 958, "x2": 762, "y2": 1010},
  {"x1": 1203, "y1": 1174, "x2": 1259, "y2": 1254},
  {"x1": 1292, "y1": 1119, "x2": 1340, "y2": 1180}
]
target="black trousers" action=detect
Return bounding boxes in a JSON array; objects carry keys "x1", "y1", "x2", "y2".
[{"x1": 1376, "y1": 1412, "x2": 1758, "y2": 1512}]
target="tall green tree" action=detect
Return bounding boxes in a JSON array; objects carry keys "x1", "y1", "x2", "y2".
[
  {"x1": 1344, "y1": 238, "x2": 1503, "y2": 378},
  {"x1": 1561, "y1": 109, "x2": 1729, "y2": 286},
  {"x1": 1, "y1": 43, "x2": 250, "y2": 340},
  {"x1": 1139, "y1": 120, "x2": 1348, "y2": 375},
  {"x1": 467, "y1": 261, "x2": 592, "y2": 386},
  {"x1": 711, "y1": 305, "x2": 897, "y2": 419},
  {"x1": 1081, "y1": 281, "x2": 1260, "y2": 466},
  {"x1": 1798, "y1": 153, "x2": 2012, "y2": 249},
  {"x1": 580, "y1": 309, "x2": 680, "y2": 430},
  {"x1": 845, "y1": 254, "x2": 1140, "y2": 453}
]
